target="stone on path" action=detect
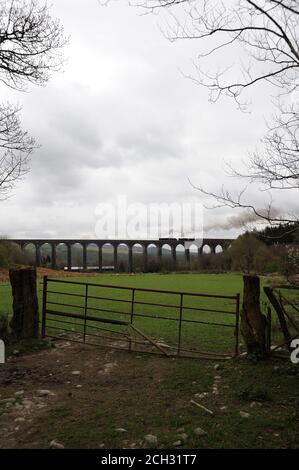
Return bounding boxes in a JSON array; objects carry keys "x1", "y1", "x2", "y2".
[
  {"x1": 37, "y1": 390, "x2": 55, "y2": 397},
  {"x1": 14, "y1": 403, "x2": 23, "y2": 410},
  {"x1": 23, "y1": 399, "x2": 34, "y2": 409},
  {"x1": 177, "y1": 433, "x2": 188, "y2": 443},
  {"x1": 1, "y1": 398, "x2": 15, "y2": 404},
  {"x1": 194, "y1": 392, "x2": 209, "y2": 399},
  {"x1": 144, "y1": 434, "x2": 158, "y2": 447},
  {"x1": 50, "y1": 440, "x2": 65, "y2": 449},
  {"x1": 194, "y1": 427, "x2": 207, "y2": 436},
  {"x1": 173, "y1": 440, "x2": 182, "y2": 446}
]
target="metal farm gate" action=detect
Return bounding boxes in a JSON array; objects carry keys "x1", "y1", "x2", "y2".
[{"x1": 41, "y1": 277, "x2": 240, "y2": 359}]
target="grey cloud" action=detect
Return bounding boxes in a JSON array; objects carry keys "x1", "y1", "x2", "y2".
[{"x1": 0, "y1": 0, "x2": 295, "y2": 238}]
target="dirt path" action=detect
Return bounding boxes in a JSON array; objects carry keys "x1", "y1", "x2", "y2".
[
  {"x1": 0, "y1": 341, "x2": 176, "y2": 449},
  {"x1": 0, "y1": 341, "x2": 298, "y2": 449}
]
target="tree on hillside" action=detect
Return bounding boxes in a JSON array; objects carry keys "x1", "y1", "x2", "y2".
[
  {"x1": 0, "y1": 0, "x2": 66, "y2": 199},
  {"x1": 229, "y1": 233, "x2": 269, "y2": 273},
  {"x1": 118, "y1": 0, "x2": 299, "y2": 227},
  {"x1": 255, "y1": 221, "x2": 299, "y2": 244}
]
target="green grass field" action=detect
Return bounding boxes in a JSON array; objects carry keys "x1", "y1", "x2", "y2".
[
  {"x1": 0, "y1": 272, "x2": 292, "y2": 355},
  {"x1": 0, "y1": 273, "x2": 245, "y2": 356}
]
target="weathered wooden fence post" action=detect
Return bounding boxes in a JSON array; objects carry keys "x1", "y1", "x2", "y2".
[
  {"x1": 241, "y1": 275, "x2": 267, "y2": 357},
  {"x1": 0, "y1": 315, "x2": 10, "y2": 345},
  {"x1": 9, "y1": 267, "x2": 39, "y2": 340},
  {"x1": 264, "y1": 286, "x2": 292, "y2": 352}
]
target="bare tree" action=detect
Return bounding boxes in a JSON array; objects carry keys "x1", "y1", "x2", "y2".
[
  {"x1": 127, "y1": 0, "x2": 299, "y2": 225},
  {"x1": 245, "y1": 107, "x2": 298, "y2": 192},
  {"x1": 0, "y1": 103, "x2": 35, "y2": 199},
  {"x1": 133, "y1": 1, "x2": 298, "y2": 103},
  {"x1": 0, "y1": 0, "x2": 66, "y2": 197},
  {"x1": 0, "y1": 0, "x2": 66, "y2": 90}
]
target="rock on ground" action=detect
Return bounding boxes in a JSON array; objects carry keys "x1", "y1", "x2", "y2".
[
  {"x1": 50, "y1": 440, "x2": 64, "y2": 449},
  {"x1": 194, "y1": 427, "x2": 207, "y2": 436},
  {"x1": 144, "y1": 434, "x2": 158, "y2": 447}
]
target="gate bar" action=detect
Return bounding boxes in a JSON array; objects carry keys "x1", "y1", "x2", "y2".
[
  {"x1": 130, "y1": 324, "x2": 169, "y2": 356},
  {"x1": 177, "y1": 293, "x2": 183, "y2": 356},
  {"x1": 46, "y1": 278, "x2": 237, "y2": 299},
  {"x1": 41, "y1": 276, "x2": 48, "y2": 339},
  {"x1": 234, "y1": 293, "x2": 240, "y2": 357},
  {"x1": 83, "y1": 284, "x2": 88, "y2": 343},
  {"x1": 129, "y1": 289, "x2": 135, "y2": 352}
]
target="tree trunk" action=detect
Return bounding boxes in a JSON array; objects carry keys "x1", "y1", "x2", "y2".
[
  {"x1": 241, "y1": 275, "x2": 267, "y2": 357},
  {"x1": 9, "y1": 267, "x2": 39, "y2": 340}
]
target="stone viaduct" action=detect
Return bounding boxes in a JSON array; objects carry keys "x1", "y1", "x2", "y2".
[{"x1": 11, "y1": 238, "x2": 233, "y2": 272}]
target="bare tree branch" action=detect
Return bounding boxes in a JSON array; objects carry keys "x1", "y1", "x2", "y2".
[
  {"x1": 0, "y1": 103, "x2": 36, "y2": 199},
  {"x1": 0, "y1": 0, "x2": 67, "y2": 198},
  {"x1": 0, "y1": 0, "x2": 67, "y2": 91},
  {"x1": 124, "y1": 0, "x2": 299, "y2": 226}
]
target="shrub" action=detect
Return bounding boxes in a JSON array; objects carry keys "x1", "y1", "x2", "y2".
[
  {"x1": 0, "y1": 240, "x2": 29, "y2": 268},
  {"x1": 229, "y1": 233, "x2": 270, "y2": 274},
  {"x1": 280, "y1": 245, "x2": 299, "y2": 280}
]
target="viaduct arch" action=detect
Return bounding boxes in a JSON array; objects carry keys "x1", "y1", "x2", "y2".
[{"x1": 11, "y1": 238, "x2": 233, "y2": 272}]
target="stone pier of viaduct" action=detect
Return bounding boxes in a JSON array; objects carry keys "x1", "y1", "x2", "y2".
[{"x1": 11, "y1": 238, "x2": 233, "y2": 272}]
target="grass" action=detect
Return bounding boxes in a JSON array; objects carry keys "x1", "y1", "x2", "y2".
[
  {"x1": 5, "y1": 338, "x2": 53, "y2": 358},
  {"x1": 46, "y1": 357, "x2": 299, "y2": 449},
  {"x1": 2, "y1": 344, "x2": 298, "y2": 449},
  {"x1": 0, "y1": 272, "x2": 295, "y2": 354},
  {"x1": 0, "y1": 272, "x2": 298, "y2": 449},
  {"x1": 1, "y1": 273, "x2": 244, "y2": 355}
]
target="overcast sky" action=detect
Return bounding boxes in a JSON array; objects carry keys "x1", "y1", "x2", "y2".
[{"x1": 0, "y1": 0, "x2": 292, "y2": 240}]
